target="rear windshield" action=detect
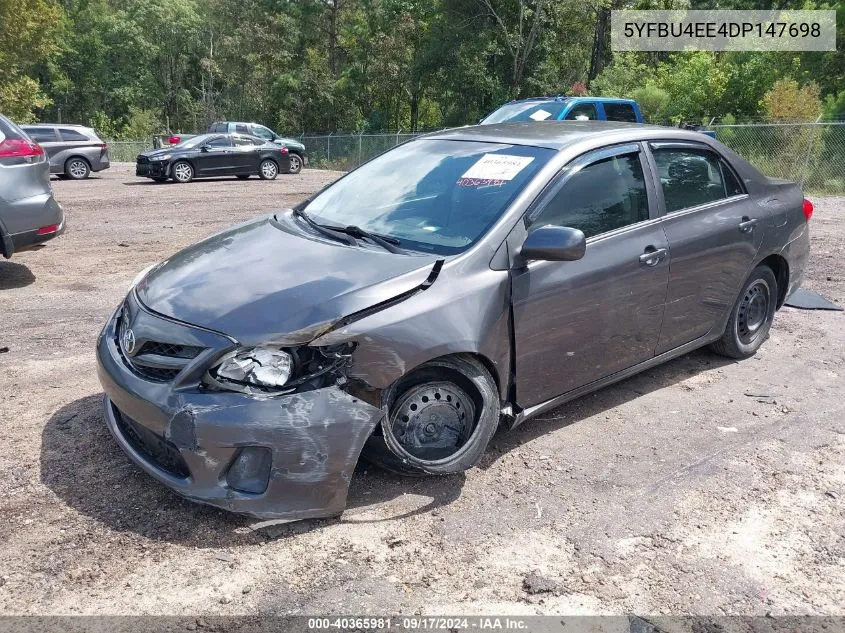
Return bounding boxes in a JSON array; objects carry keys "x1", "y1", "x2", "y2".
[
  {"x1": 0, "y1": 115, "x2": 27, "y2": 141},
  {"x1": 302, "y1": 138, "x2": 554, "y2": 255},
  {"x1": 481, "y1": 101, "x2": 569, "y2": 124}
]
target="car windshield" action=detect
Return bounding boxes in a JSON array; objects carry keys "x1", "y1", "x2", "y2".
[
  {"x1": 177, "y1": 135, "x2": 215, "y2": 148},
  {"x1": 481, "y1": 101, "x2": 569, "y2": 124},
  {"x1": 301, "y1": 138, "x2": 554, "y2": 255}
]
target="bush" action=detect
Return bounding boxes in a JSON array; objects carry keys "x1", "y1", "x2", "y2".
[
  {"x1": 762, "y1": 79, "x2": 822, "y2": 122},
  {"x1": 630, "y1": 83, "x2": 669, "y2": 122}
]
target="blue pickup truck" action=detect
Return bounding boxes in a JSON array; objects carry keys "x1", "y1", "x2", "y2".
[{"x1": 480, "y1": 97, "x2": 644, "y2": 125}]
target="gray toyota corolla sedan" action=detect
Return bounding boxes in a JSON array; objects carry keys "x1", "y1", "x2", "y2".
[{"x1": 97, "y1": 121, "x2": 810, "y2": 520}]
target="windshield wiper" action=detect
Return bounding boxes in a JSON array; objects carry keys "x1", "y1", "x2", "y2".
[
  {"x1": 293, "y1": 209, "x2": 407, "y2": 254},
  {"x1": 331, "y1": 225, "x2": 407, "y2": 255},
  {"x1": 293, "y1": 208, "x2": 356, "y2": 246}
]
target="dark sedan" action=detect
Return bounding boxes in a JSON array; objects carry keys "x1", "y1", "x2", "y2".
[
  {"x1": 136, "y1": 133, "x2": 291, "y2": 183},
  {"x1": 100, "y1": 121, "x2": 810, "y2": 521}
]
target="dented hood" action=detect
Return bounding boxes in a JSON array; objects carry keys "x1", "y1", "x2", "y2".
[{"x1": 136, "y1": 214, "x2": 440, "y2": 345}]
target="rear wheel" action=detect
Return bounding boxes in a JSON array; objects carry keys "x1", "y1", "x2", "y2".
[
  {"x1": 362, "y1": 356, "x2": 500, "y2": 475},
  {"x1": 259, "y1": 159, "x2": 278, "y2": 180},
  {"x1": 286, "y1": 153, "x2": 303, "y2": 174},
  {"x1": 65, "y1": 157, "x2": 90, "y2": 180},
  {"x1": 171, "y1": 161, "x2": 193, "y2": 183},
  {"x1": 710, "y1": 265, "x2": 777, "y2": 359}
]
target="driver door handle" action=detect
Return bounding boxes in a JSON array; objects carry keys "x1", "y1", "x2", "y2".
[
  {"x1": 639, "y1": 247, "x2": 668, "y2": 267},
  {"x1": 739, "y1": 217, "x2": 758, "y2": 232}
]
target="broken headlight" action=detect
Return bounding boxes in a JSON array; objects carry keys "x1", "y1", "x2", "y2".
[
  {"x1": 207, "y1": 344, "x2": 354, "y2": 395},
  {"x1": 215, "y1": 347, "x2": 293, "y2": 388}
]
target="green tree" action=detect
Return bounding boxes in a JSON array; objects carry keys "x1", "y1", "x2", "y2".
[{"x1": 0, "y1": 0, "x2": 62, "y2": 120}]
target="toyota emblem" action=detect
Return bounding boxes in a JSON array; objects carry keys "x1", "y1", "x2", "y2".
[{"x1": 121, "y1": 326, "x2": 136, "y2": 355}]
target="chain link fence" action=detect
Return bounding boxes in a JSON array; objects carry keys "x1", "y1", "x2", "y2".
[
  {"x1": 105, "y1": 140, "x2": 154, "y2": 162},
  {"x1": 297, "y1": 133, "x2": 421, "y2": 170},
  {"x1": 106, "y1": 124, "x2": 845, "y2": 194},
  {"x1": 706, "y1": 122, "x2": 845, "y2": 194}
]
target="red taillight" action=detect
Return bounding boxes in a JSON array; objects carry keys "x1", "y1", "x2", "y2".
[
  {"x1": 0, "y1": 138, "x2": 44, "y2": 158},
  {"x1": 98, "y1": 143, "x2": 108, "y2": 149},
  {"x1": 280, "y1": 147, "x2": 289, "y2": 154},
  {"x1": 36, "y1": 224, "x2": 58, "y2": 235},
  {"x1": 802, "y1": 198, "x2": 813, "y2": 221},
  {"x1": 168, "y1": 135, "x2": 180, "y2": 145}
]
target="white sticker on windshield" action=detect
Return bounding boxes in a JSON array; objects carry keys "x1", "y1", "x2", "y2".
[
  {"x1": 529, "y1": 109, "x2": 552, "y2": 121},
  {"x1": 461, "y1": 154, "x2": 535, "y2": 181}
]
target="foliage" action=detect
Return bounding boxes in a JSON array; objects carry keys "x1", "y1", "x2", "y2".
[
  {"x1": 0, "y1": 0, "x2": 63, "y2": 120},
  {"x1": 762, "y1": 79, "x2": 823, "y2": 121},
  {"x1": 1, "y1": 0, "x2": 841, "y2": 134},
  {"x1": 630, "y1": 83, "x2": 669, "y2": 122},
  {"x1": 591, "y1": 54, "x2": 650, "y2": 98},
  {"x1": 568, "y1": 82, "x2": 589, "y2": 96},
  {"x1": 822, "y1": 90, "x2": 845, "y2": 120}
]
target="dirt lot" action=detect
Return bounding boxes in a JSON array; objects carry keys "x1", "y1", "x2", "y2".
[{"x1": 0, "y1": 165, "x2": 843, "y2": 617}]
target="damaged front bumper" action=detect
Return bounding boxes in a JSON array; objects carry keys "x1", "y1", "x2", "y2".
[
  {"x1": 136, "y1": 161, "x2": 168, "y2": 179},
  {"x1": 96, "y1": 295, "x2": 384, "y2": 520}
]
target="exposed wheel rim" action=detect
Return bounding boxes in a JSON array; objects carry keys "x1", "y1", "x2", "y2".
[
  {"x1": 173, "y1": 163, "x2": 192, "y2": 182},
  {"x1": 68, "y1": 160, "x2": 88, "y2": 178},
  {"x1": 288, "y1": 155, "x2": 301, "y2": 173},
  {"x1": 261, "y1": 160, "x2": 277, "y2": 178},
  {"x1": 737, "y1": 279, "x2": 771, "y2": 345},
  {"x1": 391, "y1": 382, "x2": 476, "y2": 461}
]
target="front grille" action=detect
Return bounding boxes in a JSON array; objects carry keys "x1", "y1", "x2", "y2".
[
  {"x1": 112, "y1": 404, "x2": 190, "y2": 478},
  {"x1": 135, "y1": 366, "x2": 181, "y2": 381},
  {"x1": 138, "y1": 341, "x2": 203, "y2": 359},
  {"x1": 115, "y1": 306, "x2": 205, "y2": 383},
  {"x1": 136, "y1": 155, "x2": 150, "y2": 164}
]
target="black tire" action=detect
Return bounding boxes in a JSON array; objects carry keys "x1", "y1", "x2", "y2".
[
  {"x1": 286, "y1": 152, "x2": 303, "y2": 175},
  {"x1": 362, "y1": 356, "x2": 500, "y2": 476},
  {"x1": 710, "y1": 265, "x2": 778, "y2": 359},
  {"x1": 171, "y1": 161, "x2": 193, "y2": 183},
  {"x1": 258, "y1": 159, "x2": 278, "y2": 180},
  {"x1": 236, "y1": 174, "x2": 250, "y2": 180},
  {"x1": 64, "y1": 157, "x2": 90, "y2": 180}
]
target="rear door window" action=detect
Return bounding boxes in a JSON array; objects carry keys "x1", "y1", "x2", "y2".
[
  {"x1": 651, "y1": 146, "x2": 731, "y2": 212},
  {"x1": 604, "y1": 103, "x2": 638, "y2": 122},
  {"x1": 59, "y1": 128, "x2": 90, "y2": 142},
  {"x1": 235, "y1": 124, "x2": 250, "y2": 134},
  {"x1": 24, "y1": 127, "x2": 58, "y2": 143},
  {"x1": 530, "y1": 150, "x2": 650, "y2": 238},
  {"x1": 565, "y1": 103, "x2": 598, "y2": 121},
  {"x1": 207, "y1": 136, "x2": 232, "y2": 148},
  {"x1": 721, "y1": 162, "x2": 745, "y2": 196}
]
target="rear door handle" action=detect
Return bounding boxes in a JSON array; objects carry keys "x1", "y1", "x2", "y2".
[
  {"x1": 739, "y1": 217, "x2": 758, "y2": 232},
  {"x1": 639, "y1": 247, "x2": 668, "y2": 267}
]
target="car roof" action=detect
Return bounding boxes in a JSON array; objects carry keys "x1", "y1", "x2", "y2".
[
  {"x1": 503, "y1": 96, "x2": 637, "y2": 105},
  {"x1": 23, "y1": 123, "x2": 91, "y2": 128},
  {"x1": 423, "y1": 121, "x2": 712, "y2": 151}
]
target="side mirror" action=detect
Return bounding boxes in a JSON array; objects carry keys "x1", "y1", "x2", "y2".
[
  {"x1": 520, "y1": 225, "x2": 586, "y2": 262},
  {"x1": 200, "y1": 144, "x2": 211, "y2": 152}
]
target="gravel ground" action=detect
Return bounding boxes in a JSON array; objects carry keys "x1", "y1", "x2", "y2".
[{"x1": 0, "y1": 165, "x2": 843, "y2": 617}]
